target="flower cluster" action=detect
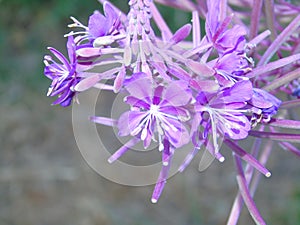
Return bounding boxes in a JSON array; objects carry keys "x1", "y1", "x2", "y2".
[{"x1": 43, "y1": 0, "x2": 300, "y2": 224}]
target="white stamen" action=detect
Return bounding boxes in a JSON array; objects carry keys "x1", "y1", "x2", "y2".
[
  {"x1": 159, "y1": 142, "x2": 164, "y2": 151},
  {"x1": 151, "y1": 198, "x2": 158, "y2": 204},
  {"x1": 141, "y1": 128, "x2": 148, "y2": 141},
  {"x1": 265, "y1": 172, "x2": 271, "y2": 178}
]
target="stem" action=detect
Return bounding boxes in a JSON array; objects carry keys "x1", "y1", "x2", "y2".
[
  {"x1": 246, "y1": 54, "x2": 300, "y2": 78},
  {"x1": 258, "y1": 14, "x2": 300, "y2": 66},
  {"x1": 249, "y1": 130, "x2": 300, "y2": 143},
  {"x1": 150, "y1": 2, "x2": 173, "y2": 40},
  {"x1": 225, "y1": 140, "x2": 271, "y2": 177},
  {"x1": 250, "y1": 0, "x2": 263, "y2": 39},
  {"x1": 263, "y1": 67, "x2": 300, "y2": 91},
  {"x1": 233, "y1": 154, "x2": 267, "y2": 225},
  {"x1": 264, "y1": 0, "x2": 277, "y2": 41},
  {"x1": 226, "y1": 135, "x2": 262, "y2": 225},
  {"x1": 281, "y1": 99, "x2": 300, "y2": 109},
  {"x1": 265, "y1": 118, "x2": 300, "y2": 129}
]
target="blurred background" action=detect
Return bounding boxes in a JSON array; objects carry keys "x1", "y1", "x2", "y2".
[{"x1": 0, "y1": 0, "x2": 300, "y2": 224}]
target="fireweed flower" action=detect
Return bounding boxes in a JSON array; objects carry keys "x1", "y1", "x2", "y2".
[
  {"x1": 94, "y1": 73, "x2": 192, "y2": 202},
  {"x1": 44, "y1": 36, "x2": 80, "y2": 107},
  {"x1": 43, "y1": 0, "x2": 300, "y2": 224},
  {"x1": 117, "y1": 74, "x2": 191, "y2": 151},
  {"x1": 192, "y1": 81, "x2": 253, "y2": 154},
  {"x1": 65, "y1": 1, "x2": 124, "y2": 45}
]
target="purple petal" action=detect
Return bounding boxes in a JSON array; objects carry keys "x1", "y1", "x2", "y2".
[
  {"x1": 104, "y1": 1, "x2": 118, "y2": 29},
  {"x1": 117, "y1": 111, "x2": 148, "y2": 137},
  {"x1": 213, "y1": 80, "x2": 253, "y2": 106},
  {"x1": 153, "y1": 86, "x2": 164, "y2": 105},
  {"x1": 160, "y1": 106, "x2": 190, "y2": 120},
  {"x1": 124, "y1": 96, "x2": 150, "y2": 109},
  {"x1": 88, "y1": 11, "x2": 108, "y2": 38},
  {"x1": 160, "y1": 81, "x2": 191, "y2": 107},
  {"x1": 48, "y1": 47, "x2": 71, "y2": 71},
  {"x1": 251, "y1": 88, "x2": 281, "y2": 110},
  {"x1": 219, "y1": 114, "x2": 251, "y2": 140},
  {"x1": 218, "y1": 25, "x2": 247, "y2": 51},
  {"x1": 162, "y1": 117, "x2": 189, "y2": 148},
  {"x1": 124, "y1": 73, "x2": 152, "y2": 100},
  {"x1": 66, "y1": 36, "x2": 76, "y2": 65}
]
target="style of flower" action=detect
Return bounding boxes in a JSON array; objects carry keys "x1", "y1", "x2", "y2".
[{"x1": 44, "y1": 36, "x2": 80, "y2": 107}]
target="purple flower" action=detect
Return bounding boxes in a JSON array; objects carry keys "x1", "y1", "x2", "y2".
[
  {"x1": 44, "y1": 36, "x2": 80, "y2": 107},
  {"x1": 66, "y1": 1, "x2": 122, "y2": 45},
  {"x1": 213, "y1": 51, "x2": 252, "y2": 86},
  {"x1": 250, "y1": 88, "x2": 282, "y2": 123},
  {"x1": 205, "y1": 0, "x2": 247, "y2": 54},
  {"x1": 43, "y1": 0, "x2": 300, "y2": 223},
  {"x1": 118, "y1": 73, "x2": 191, "y2": 150},
  {"x1": 292, "y1": 79, "x2": 300, "y2": 98},
  {"x1": 293, "y1": 87, "x2": 300, "y2": 97},
  {"x1": 192, "y1": 80, "x2": 252, "y2": 152}
]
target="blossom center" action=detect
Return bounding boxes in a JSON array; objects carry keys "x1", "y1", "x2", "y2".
[{"x1": 149, "y1": 104, "x2": 160, "y2": 116}]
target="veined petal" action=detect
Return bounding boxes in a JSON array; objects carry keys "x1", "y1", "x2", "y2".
[
  {"x1": 124, "y1": 96, "x2": 150, "y2": 109},
  {"x1": 160, "y1": 81, "x2": 192, "y2": 107},
  {"x1": 162, "y1": 117, "x2": 189, "y2": 148},
  {"x1": 124, "y1": 73, "x2": 153, "y2": 100},
  {"x1": 220, "y1": 114, "x2": 251, "y2": 140},
  {"x1": 117, "y1": 111, "x2": 148, "y2": 137},
  {"x1": 212, "y1": 80, "x2": 252, "y2": 107},
  {"x1": 88, "y1": 11, "x2": 108, "y2": 38}
]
